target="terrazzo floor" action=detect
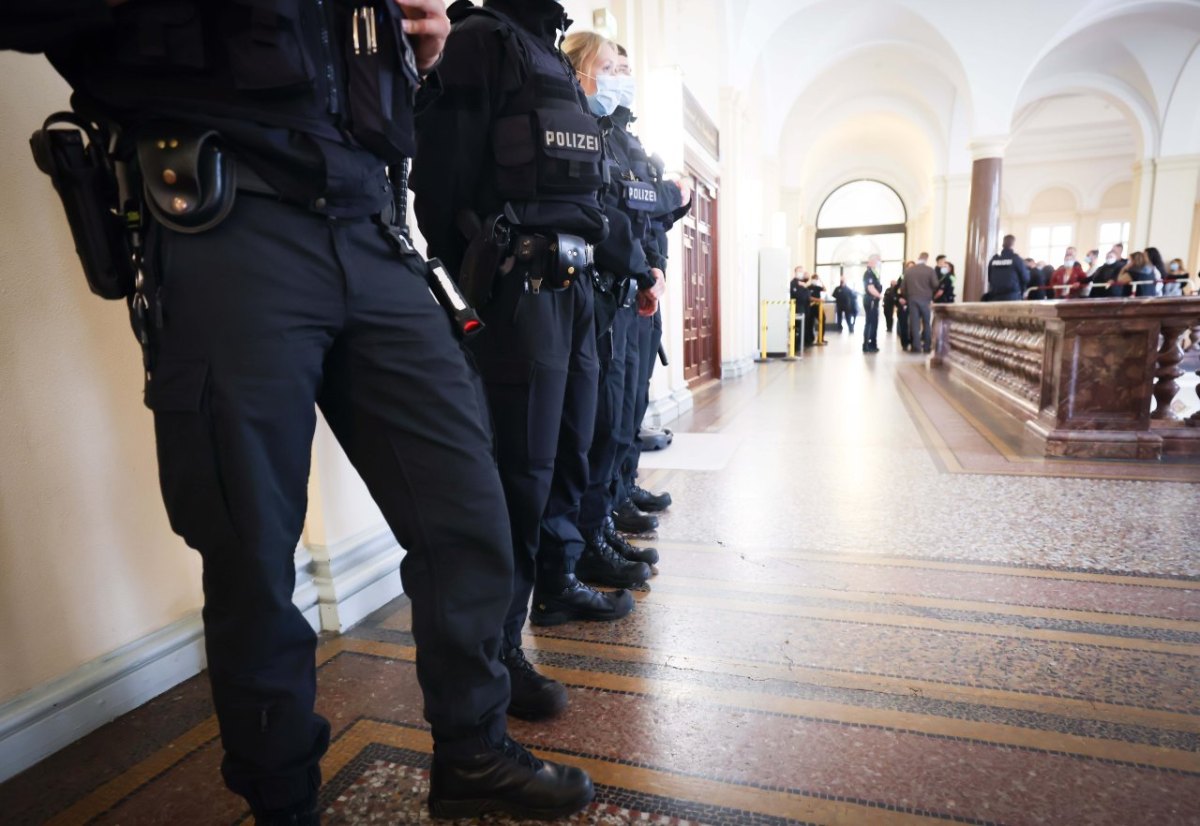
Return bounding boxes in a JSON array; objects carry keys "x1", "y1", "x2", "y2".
[{"x1": 2, "y1": 328, "x2": 1197, "y2": 825}]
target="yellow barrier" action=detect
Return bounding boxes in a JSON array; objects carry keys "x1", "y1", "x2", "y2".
[{"x1": 756, "y1": 299, "x2": 798, "y2": 361}]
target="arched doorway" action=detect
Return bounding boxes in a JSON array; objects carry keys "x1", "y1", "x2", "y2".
[{"x1": 814, "y1": 180, "x2": 908, "y2": 289}]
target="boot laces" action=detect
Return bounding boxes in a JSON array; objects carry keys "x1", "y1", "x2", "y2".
[
  {"x1": 500, "y1": 735, "x2": 545, "y2": 771},
  {"x1": 503, "y1": 646, "x2": 537, "y2": 676},
  {"x1": 592, "y1": 533, "x2": 627, "y2": 566}
]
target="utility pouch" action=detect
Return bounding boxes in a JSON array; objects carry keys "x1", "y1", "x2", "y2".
[
  {"x1": 136, "y1": 126, "x2": 236, "y2": 234},
  {"x1": 29, "y1": 113, "x2": 135, "y2": 300},
  {"x1": 513, "y1": 231, "x2": 591, "y2": 293}
]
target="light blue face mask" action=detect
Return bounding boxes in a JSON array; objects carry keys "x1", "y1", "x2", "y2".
[
  {"x1": 614, "y1": 75, "x2": 636, "y2": 109},
  {"x1": 587, "y1": 75, "x2": 621, "y2": 116}
]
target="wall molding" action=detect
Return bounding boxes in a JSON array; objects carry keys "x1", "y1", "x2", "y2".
[
  {"x1": 307, "y1": 527, "x2": 405, "y2": 633},
  {"x1": 721, "y1": 355, "x2": 756, "y2": 379},
  {"x1": 0, "y1": 612, "x2": 206, "y2": 784},
  {"x1": 644, "y1": 386, "x2": 695, "y2": 430},
  {"x1": 0, "y1": 543, "x2": 345, "y2": 784}
]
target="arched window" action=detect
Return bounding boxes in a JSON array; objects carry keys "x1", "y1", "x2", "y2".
[{"x1": 814, "y1": 180, "x2": 908, "y2": 287}]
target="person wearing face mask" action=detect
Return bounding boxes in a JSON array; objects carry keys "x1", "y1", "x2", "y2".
[
  {"x1": 412, "y1": 2, "x2": 631, "y2": 817},
  {"x1": 552, "y1": 30, "x2": 660, "y2": 589},
  {"x1": 934, "y1": 259, "x2": 956, "y2": 304},
  {"x1": 1169, "y1": 258, "x2": 1195, "y2": 296},
  {"x1": 1086, "y1": 246, "x2": 1126, "y2": 298},
  {"x1": 607, "y1": 43, "x2": 691, "y2": 539},
  {"x1": 1049, "y1": 247, "x2": 1087, "y2": 298}
]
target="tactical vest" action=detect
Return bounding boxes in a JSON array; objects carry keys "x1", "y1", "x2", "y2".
[
  {"x1": 450, "y1": 5, "x2": 606, "y2": 215},
  {"x1": 606, "y1": 122, "x2": 658, "y2": 242},
  {"x1": 988, "y1": 255, "x2": 1020, "y2": 296},
  {"x1": 52, "y1": 0, "x2": 418, "y2": 160}
]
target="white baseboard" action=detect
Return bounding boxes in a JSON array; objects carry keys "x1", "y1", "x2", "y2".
[
  {"x1": 721, "y1": 355, "x2": 756, "y2": 378},
  {"x1": 0, "y1": 612, "x2": 206, "y2": 784},
  {"x1": 0, "y1": 545, "x2": 333, "y2": 784},
  {"x1": 644, "y1": 386, "x2": 694, "y2": 430},
  {"x1": 308, "y1": 528, "x2": 405, "y2": 634}
]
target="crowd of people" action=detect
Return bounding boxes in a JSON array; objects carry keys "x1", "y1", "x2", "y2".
[
  {"x1": 788, "y1": 236, "x2": 1195, "y2": 359},
  {"x1": 1000, "y1": 242, "x2": 1197, "y2": 300},
  {"x1": 788, "y1": 254, "x2": 958, "y2": 354}
]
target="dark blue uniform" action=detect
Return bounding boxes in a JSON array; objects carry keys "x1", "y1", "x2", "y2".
[
  {"x1": 985, "y1": 248, "x2": 1030, "y2": 301},
  {"x1": 4, "y1": 1, "x2": 523, "y2": 818},
  {"x1": 862, "y1": 268, "x2": 882, "y2": 351},
  {"x1": 577, "y1": 106, "x2": 657, "y2": 550},
  {"x1": 413, "y1": 0, "x2": 652, "y2": 644}
]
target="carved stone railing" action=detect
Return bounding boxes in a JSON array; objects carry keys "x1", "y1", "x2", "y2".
[{"x1": 932, "y1": 298, "x2": 1200, "y2": 460}]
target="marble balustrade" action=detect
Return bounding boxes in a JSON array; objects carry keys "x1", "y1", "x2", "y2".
[{"x1": 931, "y1": 298, "x2": 1200, "y2": 460}]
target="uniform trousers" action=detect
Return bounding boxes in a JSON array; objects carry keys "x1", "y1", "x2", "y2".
[
  {"x1": 578, "y1": 294, "x2": 632, "y2": 533},
  {"x1": 863, "y1": 298, "x2": 880, "y2": 348},
  {"x1": 144, "y1": 195, "x2": 514, "y2": 813},
  {"x1": 469, "y1": 268, "x2": 596, "y2": 648},
  {"x1": 617, "y1": 309, "x2": 660, "y2": 505}
]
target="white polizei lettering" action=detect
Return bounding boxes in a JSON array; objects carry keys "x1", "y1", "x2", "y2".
[
  {"x1": 993, "y1": 259, "x2": 1013, "y2": 266},
  {"x1": 544, "y1": 130, "x2": 599, "y2": 152},
  {"x1": 628, "y1": 187, "x2": 657, "y2": 202}
]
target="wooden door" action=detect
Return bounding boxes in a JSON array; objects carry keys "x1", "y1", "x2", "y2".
[{"x1": 681, "y1": 173, "x2": 719, "y2": 385}]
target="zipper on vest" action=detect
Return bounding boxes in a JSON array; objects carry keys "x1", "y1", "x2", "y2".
[{"x1": 315, "y1": 0, "x2": 340, "y2": 115}]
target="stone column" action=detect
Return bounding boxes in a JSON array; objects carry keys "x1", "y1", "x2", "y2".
[{"x1": 963, "y1": 138, "x2": 1007, "y2": 302}]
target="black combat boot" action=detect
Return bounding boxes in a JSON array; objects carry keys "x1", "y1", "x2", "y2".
[
  {"x1": 576, "y1": 529, "x2": 651, "y2": 587},
  {"x1": 429, "y1": 736, "x2": 594, "y2": 820},
  {"x1": 603, "y1": 516, "x2": 659, "y2": 566},
  {"x1": 531, "y1": 574, "x2": 635, "y2": 626},
  {"x1": 500, "y1": 646, "x2": 568, "y2": 721},
  {"x1": 611, "y1": 498, "x2": 658, "y2": 534},
  {"x1": 630, "y1": 485, "x2": 672, "y2": 512}
]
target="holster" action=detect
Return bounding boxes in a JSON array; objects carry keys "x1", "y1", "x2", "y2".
[
  {"x1": 456, "y1": 210, "x2": 511, "y2": 308},
  {"x1": 29, "y1": 113, "x2": 135, "y2": 300},
  {"x1": 136, "y1": 125, "x2": 236, "y2": 234}
]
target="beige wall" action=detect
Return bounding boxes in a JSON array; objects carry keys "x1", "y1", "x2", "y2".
[{"x1": 0, "y1": 55, "x2": 204, "y2": 702}]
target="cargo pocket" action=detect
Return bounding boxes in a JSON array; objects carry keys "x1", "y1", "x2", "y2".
[
  {"x1": 225, "y1": 0, "x2": 316, "y2": 94},
  {"x1": 144, "y1": 360, "x2": 240, "y2": 551},
  {"x1": 526, "y1": 364, "x2": 568, "y2": 463}
]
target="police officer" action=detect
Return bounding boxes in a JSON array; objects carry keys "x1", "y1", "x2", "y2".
[
  {"x1": 557, "y1": 32, "x2": 665, "y2": 576},
  {"x1": 934, "y1": 259, "x2": 956, "y2": 304},
  {"x1": 604, "y1": 43, "x2": 689, "y2": 539},
  {"x1": 3, "y1": 1, "x2": 592, "y2": 822},
  {"x1": 985, "y1": 235, "x2": 1031, "y2": 301},
  {"x1": 862, "y1": 256, "x2": 883, "y2": 353},
  {"x1": 411, "y1": 0, "x2": 644, "y2": 740}
]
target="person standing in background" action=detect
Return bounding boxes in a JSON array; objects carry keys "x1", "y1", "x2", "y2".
[
  {"x1": 900, "y1": 253, "x2": 939, "y2": 353},
  {"x1": 862, "y1": 256, "x2": 883, "y2": 353},
  {"x1": 882, "y1": 278, "x2": 899, "y2": 333},
  {"x1": 1049, "y1": 247, "x2": 1087, "y2": 298},
  {"x1": 832, "y1": 274, "x2": 858, "y2": 333},
  {"x1": 934, "y1": 259, "x2": 956, "y2": 303}
]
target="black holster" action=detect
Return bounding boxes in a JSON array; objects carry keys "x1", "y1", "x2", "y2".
[
  {"x1": 29, "y1": 113, "x2": 135, "y2": 300},
  {"x1": 456, "y1": 210, "x2": 511, "y2": 308}
]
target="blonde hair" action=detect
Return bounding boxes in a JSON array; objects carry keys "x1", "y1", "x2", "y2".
[{"x1": 561, "y1": 31, "x2": 610, "y2": 77}]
